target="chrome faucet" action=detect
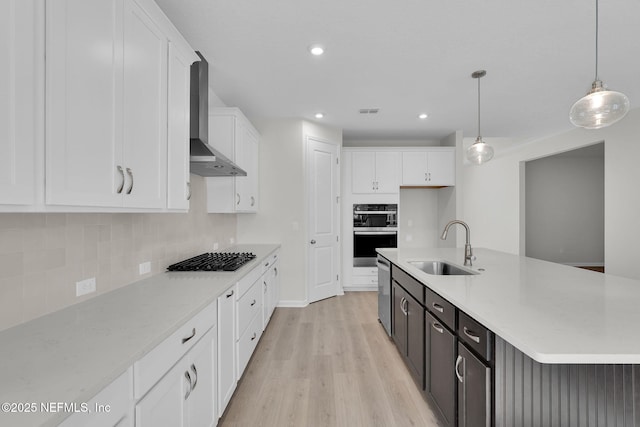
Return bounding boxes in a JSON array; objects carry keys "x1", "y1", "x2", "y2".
[{"x1": 441, "y1": 220, "x2": 473, "y2": 266}]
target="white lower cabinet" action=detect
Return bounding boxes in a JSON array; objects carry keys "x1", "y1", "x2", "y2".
[
  {"x1": 59, "y1": 368, "x2": 134, "y2": 427},
  {"x1": 135, "y1": 327, "x2": 216, "y2": 427},
  {"x1": 235, "y1": 270, "x2": 263, "y2": 379},
  {"x1": 217, "y1": 285, "x2": 237, "y2": 418},
  {"x1": 262, "y1": 257, "x2": 280, "y2": 328}
]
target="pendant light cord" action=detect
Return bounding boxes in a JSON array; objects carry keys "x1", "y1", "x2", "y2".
[
  {"x1": 595, "y1": 0, "x2": 599, "y2": 80},
  {"x1": 477, "y1": 75, "x2": 481, "y2": 138}
]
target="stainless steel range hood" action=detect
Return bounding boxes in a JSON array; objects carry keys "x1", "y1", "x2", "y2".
[{"x1": 189, "y1": 52, "x2": 246, "y2": 177}]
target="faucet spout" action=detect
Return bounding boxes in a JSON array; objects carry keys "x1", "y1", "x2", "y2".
[{"x1": 440, "y1": 220, "x2": 473, "y2": 266}]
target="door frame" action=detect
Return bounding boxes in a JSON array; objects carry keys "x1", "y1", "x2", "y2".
[{"x1": 304, "y1": 134, "x2": 342, "y2": 303}]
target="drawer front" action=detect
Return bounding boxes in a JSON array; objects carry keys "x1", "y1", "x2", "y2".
[
  {"x1": 391, "y1": 266, "x2": 425, "y2": 305},
  {"x1": 237, "y1": 263, "x2": 263, "y2": 298},
  {"x1": 134, "y1": 301, "x2": 217, "y2": 399},
  {"x1": 237, "y1": 277, "x2": 262, "y2": 338},
  {"x1": 458, "y1": 311, "x2": 493, "y2": 361},
  {"x1": 425, "y1": 287, "x2": 456, "y2": 331},
  {"x1": 352, "y1": 275, "x2": 378, "y2": 285},
  {"x1": 262, "y1": 250, "x2": 279, "y2": 273},
  {"x1": 237, "y1": 310, "x2": 263, "y2": 378},
  {"x1": 353, "y1": 266, "x2": 378, "y2": 276}
]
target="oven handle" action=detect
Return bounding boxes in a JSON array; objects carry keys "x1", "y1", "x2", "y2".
[
  {"x1": 353, "y1": 210, "x2": 397, "y2": 215},
  {"x1": 354, "y1": 231, "x2": 398, "y2": 236},
  {"x1": 376, "y1": 259, "x2": 390, "y2": 272}
]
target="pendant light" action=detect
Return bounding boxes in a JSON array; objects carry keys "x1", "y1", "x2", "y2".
[
  {"x1": 569, "y1": 0, "x2": 629, "y2": 129},
  {"x1": 466, "y1": 70, "x2": 494, "y2": 165}
]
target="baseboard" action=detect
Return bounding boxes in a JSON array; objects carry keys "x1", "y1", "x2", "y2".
[
  {"x1": 562, "y1": 262, "x2": 605, "y2": 267},
  {"x1": 276, "y1": 300, "x2": 309, "y2": 308},
  {"x1": 343, "y1": 285, "x2": 377, "y2": 292}
]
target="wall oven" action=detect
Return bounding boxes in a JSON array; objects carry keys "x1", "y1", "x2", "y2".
[{"x1": 353, "y1": 204, "x2": 397, "y2": 267}]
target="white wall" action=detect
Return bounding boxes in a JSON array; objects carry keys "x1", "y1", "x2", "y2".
[
  {"x1": 461, "y1": 108, "x2": 640, "y2": 280},
  {"x1": 525, "y1": 145, "x2": 604, "y2": 265},
  {"x1": 236, "y1": 119, "x2": 342, "y2": 305},
  {"x1": 398, "y1": 189, "x2": 439, "y2": 248}
]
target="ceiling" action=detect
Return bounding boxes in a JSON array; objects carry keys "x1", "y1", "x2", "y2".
[{"x1": 155, "y1": 0, "x2": 640, "y2": 143}]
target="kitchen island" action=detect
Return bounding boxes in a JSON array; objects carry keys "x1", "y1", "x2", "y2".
[
  {"x1": 378, "y1": 247, "x2": 640, "y2": 427},
  {"x1": 0, "y1": 244, "x2": 280, "y2": 427}
]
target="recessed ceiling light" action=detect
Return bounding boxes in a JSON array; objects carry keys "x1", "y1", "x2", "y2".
[
  {"x1": 309, "y1": 44, "x2": 325, "y2": 56},
  {"x1": 315, "y1": 112, "x2": 324, "y2": 119},
  {"x1": 418, "y1": 113, "x2": 428, "y2": 120}
]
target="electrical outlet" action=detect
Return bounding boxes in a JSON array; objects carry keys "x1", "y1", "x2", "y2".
[
  {"x1": 213, "y1": 242, "x2": 219, "y2": 250},
  {"x1": 139, "y1": 261, "x2": 151, "y2": 275},
  {"x1": 76, "y1": 278, "x2": 96, "y2": 297}
]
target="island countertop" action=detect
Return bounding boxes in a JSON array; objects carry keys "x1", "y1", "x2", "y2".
[{"x1": 377, "y1": 247, "x2": 640, "y2": 364}]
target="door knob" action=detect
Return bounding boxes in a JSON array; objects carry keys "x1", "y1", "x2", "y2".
[{"x1": 310, "y1": 240, "x2": 316, "y2": 244}]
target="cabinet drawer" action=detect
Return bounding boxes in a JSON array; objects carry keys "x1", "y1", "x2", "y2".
[
  {"x1": 425, "y1": 287, "x2": 456, "y2": 331},
  {"x1": 353, "y1": 267, "x2": 378, "y2": 276},
  {"x1": 352, "y1": 275, "x2": 378, "y2": 285},
  {"x1": 134, "y1": 301, "x2": 216, "y2": 399},
  {"x1": 237, "y1": 263, "x2": 263, "y2": 298},
  {"x1": 392, "y1": 267, "x2": 425, "y2": 305},
  {"x1": 458, "y1": 311, "x2": 493, "y2": 362},
  {"x1": 262, "y1": 250, "x2": 279, "y2": 273},
  {"x1": 237, "y1": 310, "x2": 262, "y2": 377},
  {"x1": 237, "y1": 278, "x2": 262, "y2": 338}
]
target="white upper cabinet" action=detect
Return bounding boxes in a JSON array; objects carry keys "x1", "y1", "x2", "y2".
[
  {"x1": 206, "y1": 108, "x2": 260, "y2": 213},
  {"x1": 351, "y1": 151, "x2": 400, "y2": 194},
  {"x1": 0, "y1": 0, "x2": 42, "y2": 207},
  {"x1": 401, "y1": 148, "x2": 455, "y2": 187},
  {"x1": 166, "y1": 42, "x2": 192, "y2": 210},
  {"x1": 45, "y1": 0, "x2": 196, "y2": 210}
]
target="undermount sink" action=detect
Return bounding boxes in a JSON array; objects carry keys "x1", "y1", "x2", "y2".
[{"x1": 408, "y1": 260, "x2": 478, "y2": 276}]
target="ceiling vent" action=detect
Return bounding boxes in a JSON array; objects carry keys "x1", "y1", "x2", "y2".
[{"x1": 359, "y1": 108, "x2": 379, "y2": 114}]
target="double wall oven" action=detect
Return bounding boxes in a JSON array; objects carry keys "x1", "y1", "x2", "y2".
[{"x1": 353, "y1": 204, "x2": 397, "y2": 267}]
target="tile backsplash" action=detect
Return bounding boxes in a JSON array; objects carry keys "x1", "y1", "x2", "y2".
[{"x1": 0, "y1": 176, "x2": 236, "y2": 331}]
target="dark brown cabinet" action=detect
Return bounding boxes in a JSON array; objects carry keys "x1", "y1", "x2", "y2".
[
  {"x1": 456, "y1": 342, "x2": 491, "y2": 427},
  {"x1": 426, "y1": 311, "x2": 456, "y2": 427},
  {"x1": 392, "y1": 280, "x2": 425, "y2": 388}
]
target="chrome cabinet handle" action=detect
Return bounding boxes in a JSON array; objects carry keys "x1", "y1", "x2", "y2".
[
  {"x1": 190, "y1": 364, "x2": 198, "y2": 391},
  {"x1": 455, "y1": 355, "x2": 464, "y2": 383},
  {"x1": 432, "y1": 302, "x2": 444, "y2": 313},
  {"x1": 116, "y1": 166, "x2": 125, "y2": 193},
  {"x1": 463, "y1": 326, "x2": 481, "y2": 343},
  {"x1": 187, "y1": 182, "x2": 191, "y2": 201},
  {"x1": 424, "y1": 172, "x2": 428, "y2": 182},
  {"x1": 250, "y1": 299, "x2": 256, "y2": 306},
  {"x1": 250, "y1": 196, "x2": 255, "y2": 206},
  {"x1": 184, "y1": 371, "x2": 192, "y2": 400},
  {"x1": 264, "y1": 281, "x2": 267, "y2": 293},
  {"x1": 274, "y1": 267, "x2": 278, "y2": 276},
  {"x1": 432, "y1": 322, "x2": 444, "y2": 334},
  {"x1": 310, "y1": 240, "x2": 316, "y2": 244},
  {"x1": 265, "y1": 261, "x2": 270, "y2": 267},
  {"x1": 236, "y1": 193, "x2": 240, "y2": 205},
  {"x1": 226, "y1": 290, "x2": 234, "y2": 298},
  {"x1": 181, "y1": 327, "x2": 196, "y2": 344},
  {"x1": 125, "y1": 168, "x2": 133, "y2": 194},
  {"x1": 428, "y1": 172, "x2": 432, "y2": 181},
  {"x1": 251, "y1": 332, "x2": 257, "y2": 341}
]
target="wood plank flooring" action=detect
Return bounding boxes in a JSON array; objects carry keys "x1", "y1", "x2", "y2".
[{"x1": 220, "y1": 292, "x2": 442, "y2": 427}]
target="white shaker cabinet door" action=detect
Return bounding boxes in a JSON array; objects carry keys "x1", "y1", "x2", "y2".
[
  {"x1": 235, "y1": 124, "x2": 258, "y2": 212},
  {"x1": 0, "y1": 0, "x2": 41, "y2": 206},
  {"x1": 121, "y1": 0, "x2": 167, "y2": 209},
  {"x1": 374, "y1": 151, "x2": 400, "y2": 193},
  {"x1": 217, "y1": 285, "x2": 237, "y2": 417},
  {"x1": 167, "y1": 41, "x2": 192, "y2": 210},
  {"x1": 45, "y1": 0, "x2": 124, "y2": 207},
  {"x1": 351, "y1": 151, "x2": 376, "y2": 193},
  {"x1": 426, "y1": 150, "x2": 455, "y2": 186}
]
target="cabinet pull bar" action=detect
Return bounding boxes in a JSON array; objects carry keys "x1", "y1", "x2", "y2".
[
  {"x1": 432, "y1": 302, "x2": 444, "y2": 313},
  {"x1": 251, "y1": 299, "x2": 256, "y2": 306},
  {"x1": 190, "y1": 364, "x2": 198, "y2": 390},
  {"x1": 463, "y1": 326, "x2": 481, "y2": 343},
  {"x1": 236, "y1": 193, "x2": 241, "y2": 205},
  {"x1": 187, "y1": 182, "x2": 191, "y2": 201},
  {"x1": 251, "y1": 332, "x2": 257, "y2": 341},
  {"x1": 251, "y1": 196, "x2": 255, "y2": 206},
  {"x1": 116, "y1": 166, "x2": 125, "y2": 193},
  {"x1": 181, "y1": 327, "x2": 196, "y2": 344},
  {"x1": 432, "y1": 322, "x2": 444, "y2": 334},
  {"x1": 455, "y1": 355, "x2": 464, "y2": 383},
  {"x1": 184, "y1": 371, "x2": 192, "y2": 400},
  {"x1": 125, "y1": 168, "x2": 134, "y2": 194},
  {"x1": 226, "y1": 290, "x2": 234, "y2": 298}
]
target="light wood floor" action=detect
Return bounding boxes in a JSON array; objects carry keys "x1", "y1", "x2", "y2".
[{"x1": 220, "y1": 292, "x2": 442, "y2": 427}]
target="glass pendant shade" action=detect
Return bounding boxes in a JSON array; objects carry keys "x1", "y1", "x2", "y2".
[
  {"x1": 466, "y1": 137, "x2": 494, "y2": 165},
  {"x1": 569, "y1": 80, "x2": 630, "y2": 129}
]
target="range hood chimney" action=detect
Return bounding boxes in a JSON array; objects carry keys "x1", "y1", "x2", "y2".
[{"x1": 189, "y1": 52, "x2": 246, "y2": 177}]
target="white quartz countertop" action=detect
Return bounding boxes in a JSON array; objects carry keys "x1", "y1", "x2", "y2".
[
  {"x1": 378, "y1": 247, "x2": 640, "y2": 364},
  {"x1": 0, "y1": 244, "x2": 279, "y2": 427}
]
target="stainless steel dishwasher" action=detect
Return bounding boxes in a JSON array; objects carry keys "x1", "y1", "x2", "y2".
[{"x1": 377, "y1": 255, "x2": 391, "y2": 336}]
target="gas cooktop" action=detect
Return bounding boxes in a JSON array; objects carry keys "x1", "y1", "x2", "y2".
[{"x1": 166, "y1": 252, "x2": 256, "y2": 272}]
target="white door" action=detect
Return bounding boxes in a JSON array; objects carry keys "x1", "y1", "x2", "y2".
[
  {"x1": 307, "y1": 137, "x2": 340, "y2": 303},
  {"x1": 374, "y1": 151, "x2": 400, "y2": 193}
]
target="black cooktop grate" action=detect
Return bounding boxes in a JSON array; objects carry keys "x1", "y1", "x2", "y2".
[{"x1": 167, "y1": 252, "x2": 256, "y2": 272}]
